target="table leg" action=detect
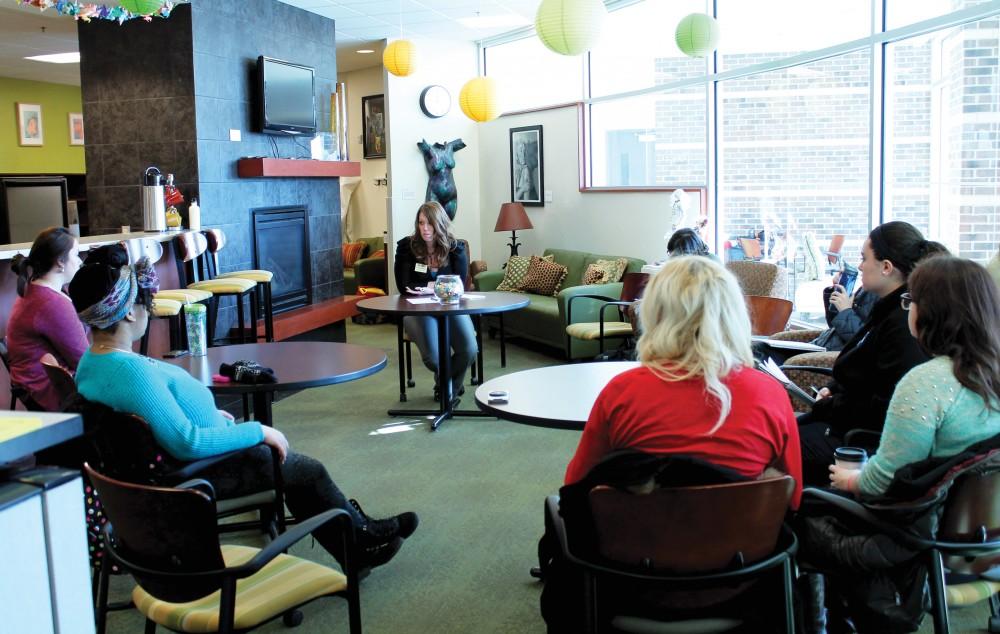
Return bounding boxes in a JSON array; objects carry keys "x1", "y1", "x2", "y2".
[
  {"x1": 253, "y1": 391, "x2": 273, "y2": 427},
  {"x1": 499, "y1": 313, "x2": 507, "y2": 368}
]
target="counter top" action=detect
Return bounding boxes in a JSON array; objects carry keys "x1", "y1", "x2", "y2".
[
  {"x1": 0, "y1": 411, "x2": 83, "y2": 466},
  {"x1": 0, "y1": 229, "x2": 195, "y2": 260}
]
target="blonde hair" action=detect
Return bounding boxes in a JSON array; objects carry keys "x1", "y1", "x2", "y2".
[
  {"x1": 637, "y1": 256, "x2": 754, "y2": 434},
  {"x1": 410, "y1": 201, "x2": 455, "y2": 263}
]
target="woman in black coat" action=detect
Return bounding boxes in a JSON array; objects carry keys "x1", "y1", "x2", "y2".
[
  {"x1": 393, "y1": 201, "x2": 478, "y2": 400},
  {"x1": 798, "y1": 221, "x2": 947, "y2": 485}
]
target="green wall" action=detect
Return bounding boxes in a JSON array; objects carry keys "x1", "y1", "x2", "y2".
[{"x1": 0, "y1": 77, "x2": 85, "y2": 174}]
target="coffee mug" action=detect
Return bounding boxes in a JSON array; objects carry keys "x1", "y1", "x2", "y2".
[{"x1": 834, "y1": 446, "x2": 868, "y2": 469}]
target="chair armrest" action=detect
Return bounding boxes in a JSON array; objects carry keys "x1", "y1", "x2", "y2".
[
  {"x1": 780, "y1": 365, "x2": 834, "y2": 376},
  {"x1": 566, "y1": 293, "x2": 617, "y2": 327},
  {"x1": 231, "y1": 508, "x2": 354, "y2": 577},
  {"x1": 475, "y1": 270, "x2": 503, "y2": 292},
  {"x1": 355, "y1": 256, "x2": 387, "y2": 289},
  {"x1": 559, "y1": 282, "x2": 624, "y2": 325},
  {"x1": 599, "y1": 301, "x2": 632, "y2": 328},
  {"x1": 164, "y1": 442, "x2": 275, "y2": 483},
  {"x1": 801, "y1": 488, "x2": 914, "y2": 543},
  {"x1": 770, "y1": 330, "x2": 823, "y2": 343}
]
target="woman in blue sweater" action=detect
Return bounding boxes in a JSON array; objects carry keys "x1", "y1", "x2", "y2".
[
  {"x1": 68, "y1": 244, "x2": 417, "y2": 571},
  {"x1": 830, "y1": 255, "x2": 1000, "y2": 495}
]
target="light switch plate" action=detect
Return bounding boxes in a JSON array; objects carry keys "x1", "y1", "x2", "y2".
[
  {"x1": 544, "y1": 190, "x2": 553, "y2": 203},
  {"x1": 229, "y1": 129, "x2": 241, "y2": 142},
  {"x1": 402, "y1": 189, "x2": 416, "y2": 201}
]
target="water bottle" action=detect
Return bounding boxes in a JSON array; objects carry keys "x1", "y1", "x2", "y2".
[{"x1": 184, "y1": 303, "x2": 207, "y2": 356}]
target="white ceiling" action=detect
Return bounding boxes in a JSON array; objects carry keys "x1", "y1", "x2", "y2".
[{"x1": 0, "y1": 0, "x2": 541, "y2": 85}]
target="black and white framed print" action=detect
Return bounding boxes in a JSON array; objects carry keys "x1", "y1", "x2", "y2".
[{"x1": 509, "y1": 125, "x2": 543, "y2": 206}]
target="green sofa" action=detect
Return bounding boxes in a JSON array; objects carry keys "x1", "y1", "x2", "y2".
[
  {"x1": 475, "y1": 248, "x2": 646, "y2": 360},
  {"x1": 343, "y1": 236, "x2": 387, "y2": 295}
]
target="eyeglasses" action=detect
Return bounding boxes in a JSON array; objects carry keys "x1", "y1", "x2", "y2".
[{"x1": 900, "y1": 292, "x2": 914, "y2": 311}]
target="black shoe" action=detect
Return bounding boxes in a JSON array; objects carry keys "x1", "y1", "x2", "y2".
[
  {"x1": 356, "y1": 537, "x2": 404, "y2": 571},
  {"x1": 433, "y1": 385, "x2": 465, "y2": 402},
  {"x1": 350, "y1": 499, "x2": 419, "y2": 540}
]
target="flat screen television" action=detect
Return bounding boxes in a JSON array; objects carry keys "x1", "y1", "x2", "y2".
[
  {"x1": 0, "y1": 177, "x2": 68, "y2": 244},
  {"x1": 256, "y1": 56, "x2": 316, "y2": 136}
]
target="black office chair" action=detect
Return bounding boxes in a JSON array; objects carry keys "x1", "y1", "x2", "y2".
[
  {"x1": 86, "y1": 463, "x2": 362, "y2": 634},
  {"x1": 0, "y1": 336, "x2": 42, "y2": 411}
]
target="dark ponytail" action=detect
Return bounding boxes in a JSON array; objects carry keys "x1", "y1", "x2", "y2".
[
  {"x1": 10, "y1": 227, "x2": 76, "y2": 297},
  {"x1": 868, "y1": 221, "x2": 949, "y2": 279}
]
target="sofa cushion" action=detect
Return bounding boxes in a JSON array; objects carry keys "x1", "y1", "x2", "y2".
[
  {"x1": 582, "y1": 257, "x2": 629, "y2": 285},
  {"x1": 497, "y1": 254, "x2": 553, "y2": 291},
  {"x1": 342, "y1": 241, "x2": 368, "y2": 268},
  {"x1": 519, "y1": 255, "x2": 568, "y2": 297}
]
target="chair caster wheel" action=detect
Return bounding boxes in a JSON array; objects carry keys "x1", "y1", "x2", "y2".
[
  {"x1": 399, "y1": 393, "x2": 407, "y2": 402},
  {"x1": 283, "y1": 609, "x2": 303, "y2": 627},
  {"x1": 407, "y1": 380, "x2": 415, "y2": 388}
]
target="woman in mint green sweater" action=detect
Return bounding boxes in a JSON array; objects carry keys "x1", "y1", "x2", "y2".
[
  {"x1": 830, "y1": 255, "x2": 1000, "y2": 496},
  {"x1": 68, "y1": 244, "x2": 418, "y2": 571}
]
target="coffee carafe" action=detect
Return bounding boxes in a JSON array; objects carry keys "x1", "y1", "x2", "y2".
[{"x1": 142, "y1": 166, "x2": 167, "y2": 232}]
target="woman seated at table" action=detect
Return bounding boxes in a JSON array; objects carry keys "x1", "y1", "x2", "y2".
[
  {"x1": 829, "y1": 255, "x2": 1000, "y2": 496},
  {"x1": 394, "y1": 201, "x2": 477, "y2": 400},
  {"x1": 565, "y1": 255, "x2": 803, "y2": 508},
  {"x1": 797, "y1": 221, "x2": 948, "y2": 485},
  {"x1": 6, "y1": 227, "x2": 88, "y2": 411},
  {"x1": 68, "y1": 244, "x2": 418, "y2": 570}
]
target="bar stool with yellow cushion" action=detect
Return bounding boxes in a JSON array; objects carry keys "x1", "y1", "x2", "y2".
[
  {"x1": 204, "y1": 229, "x2": 276, "y2": 343},
  {"x1": 175, "y1": 232, "x2": 258, "y2": 346},
  {"x1": 140, "y1": 296, "x2": 185, "y2": 356}
]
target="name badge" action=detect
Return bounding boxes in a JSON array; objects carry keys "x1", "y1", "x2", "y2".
[{"x1": 415, "y1": 263, "x2": 428, "y2": 273}]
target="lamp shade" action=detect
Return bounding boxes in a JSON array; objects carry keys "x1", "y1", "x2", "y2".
[
  {"x1": 495, "y1": 202, "x2": 533, "y2": 232},
  {"x1": 535, "y1": 0, "x2": 607, "y2": 56},
  {"x1": 675, "y1": 13, "x2": 721, "y2": 58},
  {"x1": 459, "y1": 77, "x2": 499, "y2": 123},
  {"x1": 120, "y1": 0, "x2": 164, "y2": 14},
  {"x1": 383, "y1": 39, "x2": 415, "y2": 77}
]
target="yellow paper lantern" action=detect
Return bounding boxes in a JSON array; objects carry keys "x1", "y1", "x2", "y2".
[
  {"x1": 459, "y1": 77, "x2": 499, "y2": 123},
  {"x1": 535, "y1": 0, "x2": 607, "y2": 56},
  {"x1": 383, "y1": 40, "x2": 416, "y2": 77},
  {"x1": 675, "y1": 13, "x2": 721, "y2": 58}
]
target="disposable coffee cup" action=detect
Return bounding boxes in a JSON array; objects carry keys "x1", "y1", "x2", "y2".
[{"x1": 834, "y1": 447, "x2": 868, "y2": 469}]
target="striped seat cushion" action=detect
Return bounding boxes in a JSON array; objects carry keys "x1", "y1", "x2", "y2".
[
  {"x1": 565, "y1": 321, "x2": 634, "y2": 341},
  {"x1": 156, "y1": 289, "x2": 214, "y2": 303},
  {"x1": 218, "y1": 270, "x2": 274, "y2": 283},
  {"x1": 945, "y1": 580, "x2": 1000, "y2": 607},
  {"x1": 151, "y1": 298, "x2": 183, "y2": 318},
  {"x1": 132, "y1": 544, "x2": 347, "y2": 633},
  {"x1": 189, "y1": 279, "x2": 256, "y2": 294}
]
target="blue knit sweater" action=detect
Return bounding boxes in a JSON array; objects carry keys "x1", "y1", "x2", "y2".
[{"x1": 76, "y1": 349, "x2": 264, "y2": 461}]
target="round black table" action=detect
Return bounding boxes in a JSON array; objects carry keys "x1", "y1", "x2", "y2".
[
  {"x1": 358, "y1": 292, "x2": 530, "y2": 431},
  {"x1": 474, "y1": 362, "x2": 640, "y2": 430},
  {"x1": 163, "y1": 341, "x2": 387, "y2": 427}
]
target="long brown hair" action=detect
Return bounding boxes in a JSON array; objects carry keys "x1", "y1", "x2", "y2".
[
  {"x1": 409, "y1": 201, "x2": 455, "y2": 264},
  {"x1": 908, "y1": 256, "x2": 1000, "y2": 412},
  {"x1": 9, "y1": 227, "x2": 76, "y2": 297}
]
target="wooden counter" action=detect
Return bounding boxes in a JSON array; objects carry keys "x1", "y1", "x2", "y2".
[{"x1": 0, "y1": 229, "x2": 195, "y2": 260}]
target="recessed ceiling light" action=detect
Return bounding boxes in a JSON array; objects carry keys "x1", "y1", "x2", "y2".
[
  {"x1": 457, "y1": 14, "x2": 529, "y2": 29},
  {"x1": 357, "y1": 49, "x2": 375, "y2": 54},
  {"x1": 24, "y1": 52, "x2": 80, "y2": 64}
]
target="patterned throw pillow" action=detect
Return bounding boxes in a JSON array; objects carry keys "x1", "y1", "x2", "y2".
[
  {"x1": 342, "y1": 242, "x2": 368, "y2": 268},
  {"x1": 582, "y1": 257, "x2": 629, "y2": 285},
  {"x1": 519, "y1": 255, "x2": 569, "y2": 297},
  {"x1": 369, "y1": 249, "x2": 386, "y2": 259},
  {"x1": 496, "y1": 254, "x2": 554, "y2": 291}
]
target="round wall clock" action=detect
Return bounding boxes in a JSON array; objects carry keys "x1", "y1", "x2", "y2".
[{"x1": 419, "y1": 85, "x2": 451, "y2": 118}]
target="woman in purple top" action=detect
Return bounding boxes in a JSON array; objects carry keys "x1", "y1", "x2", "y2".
[{"x1": 6, "y1": 227, "x2": 88, "y2": 410}]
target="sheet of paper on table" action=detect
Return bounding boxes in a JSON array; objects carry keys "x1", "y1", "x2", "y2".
[
  {"x1": 463, "y1": 294, "x2": 485, "y2": 300},
  {"x1": 406, "y1": 297, "x2": 438, "y2": 304}
]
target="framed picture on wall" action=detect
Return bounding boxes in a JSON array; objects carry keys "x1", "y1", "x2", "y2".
[
  {"x1": 68, "y1": 113, "x2": 84, "y2": 145},
  {"x1": 362, "y1": 94, "x2": 386, "y2": 159},
  {"x1": 509, "y1": 125, "x2": 543, "y2": 206},
  {"x1": 16, "y1": 103, "x2": 43, "y2": 146}
]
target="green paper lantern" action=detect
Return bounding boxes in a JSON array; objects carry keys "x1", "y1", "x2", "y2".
[
  {"x1": 675, "y1": 13, "x2": 721, "y2": 58},
  {"x1": 119, "y1": 0, "x2": 165, "y2": 16},
  {"x1": 535, "y1": 0, "x2": 607, "y2": 56}
]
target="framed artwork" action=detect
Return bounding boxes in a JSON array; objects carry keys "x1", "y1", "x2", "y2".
[
  {"x1": 16, "y1": 103, "x2": 43, "y2": 146},
  {"x1": 362, "y1": 94, "x2": 386, "y2": 159},
  {"x1": 509, "y1": 125, "x2": 543, "y2": 206},
  {"x1": 69, "y1": 112, "x2": 84, "y2": 145}
]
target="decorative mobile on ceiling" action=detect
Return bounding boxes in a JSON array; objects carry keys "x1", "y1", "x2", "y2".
[{"x1": 15, "y1": 0, "x2": 185, "y2": 23}]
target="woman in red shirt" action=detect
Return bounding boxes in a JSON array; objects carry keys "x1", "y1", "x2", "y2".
[{"x1": 565, "y1": 255, "x2": 802, "y2": 508}]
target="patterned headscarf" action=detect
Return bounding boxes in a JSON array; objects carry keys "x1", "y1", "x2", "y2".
[{"x1": 76, "y1": 256, "x2": 159, "y2": 329}]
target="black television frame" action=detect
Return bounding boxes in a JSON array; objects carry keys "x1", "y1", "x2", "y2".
[
  {"x1": 256, "y1": 56, "x2": 317, "y2": 136},
  {"x1": 0, "y1": 177, "x2": 69, "y2": 245}
]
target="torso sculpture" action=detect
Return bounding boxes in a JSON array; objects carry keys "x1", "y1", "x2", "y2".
[{"x1": 418, "y1": 139, "x2": 466, "y2": 221}]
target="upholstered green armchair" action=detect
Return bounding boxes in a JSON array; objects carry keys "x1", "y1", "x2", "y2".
[{"x1": 344, "y1": 236, "x2": 387, "y2": 295}]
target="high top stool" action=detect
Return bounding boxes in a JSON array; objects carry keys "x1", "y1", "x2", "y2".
[
  {"x1": 206, "y1": 229, "x2": 276, "y2": 342},
  {"x1": 174, "y1": 232, "x2": 257, "y2": 346}
]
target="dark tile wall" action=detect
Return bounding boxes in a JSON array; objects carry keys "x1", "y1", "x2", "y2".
[{"x1": 78, "y1": 1, "x2": 343, "y2": 330}]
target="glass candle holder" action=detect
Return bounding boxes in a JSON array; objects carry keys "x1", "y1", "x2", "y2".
[{"x1": 433, "y1": 274, "x2": 464, "y2": 304}]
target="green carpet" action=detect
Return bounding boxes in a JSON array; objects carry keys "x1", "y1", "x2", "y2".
[{"x1": 100, "y1": 321, "x2": 992, "y2": 633}]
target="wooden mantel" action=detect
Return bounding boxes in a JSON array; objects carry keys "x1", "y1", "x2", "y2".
[{"x1": 237, "y1": 158, "x2": 361, "y2": 178}]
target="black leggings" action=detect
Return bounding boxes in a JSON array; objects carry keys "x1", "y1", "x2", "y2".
[{"x1": 197, "y1": 446, "x2": 363, "y2": 563}]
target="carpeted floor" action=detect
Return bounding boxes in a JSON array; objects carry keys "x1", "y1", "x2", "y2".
[{"x1": 100, "y1": 321, "x2": 991, "y2": 633}]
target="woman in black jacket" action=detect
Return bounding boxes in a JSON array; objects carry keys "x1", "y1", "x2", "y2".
[
  {"x1": 798, "y1": 221, "x2": 947, "y2": 485},
  {"x1": 394, "y1": 201, "x2": 478, "y2": 400}
]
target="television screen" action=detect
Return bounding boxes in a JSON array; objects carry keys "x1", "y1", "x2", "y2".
[{"x1": 257, "y1": 56, "x2": 316, "y2": 135}]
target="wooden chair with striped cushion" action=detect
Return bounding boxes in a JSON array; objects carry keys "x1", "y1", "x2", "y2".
[
  {"x1": 175, "y1": 232, "x2": 258, "y2": 346},
  {"x1": 86, "y1": 463, "x2": 362, "y2": 634}
]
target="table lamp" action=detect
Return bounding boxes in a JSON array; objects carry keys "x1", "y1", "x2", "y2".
[{"x1": 495, "y1": 202, "x2": 533, "y2": 259}]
